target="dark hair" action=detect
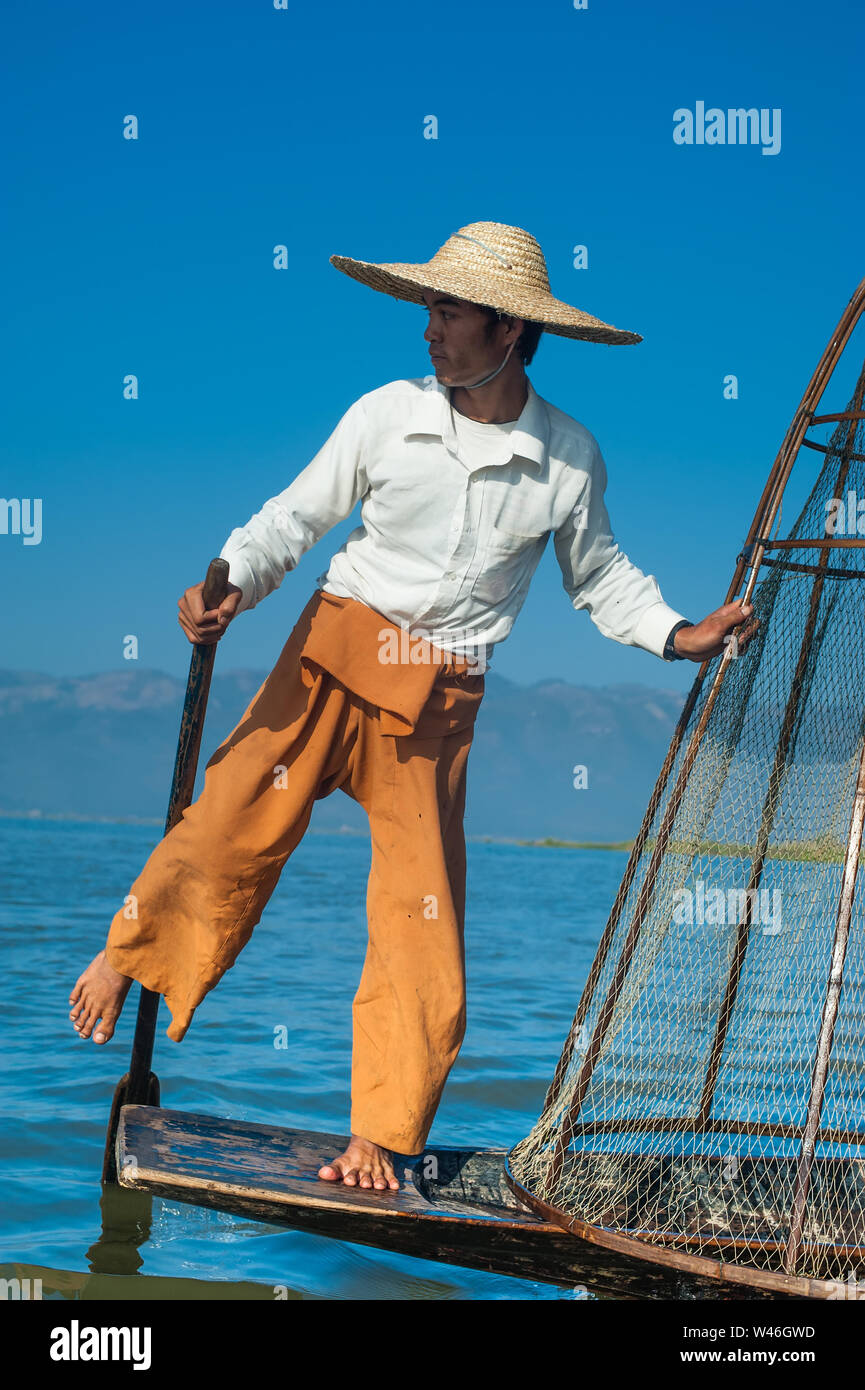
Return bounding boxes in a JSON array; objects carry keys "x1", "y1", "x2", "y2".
[{"x1": 479, "y1": 305, "x2": 544, "y2": 366}]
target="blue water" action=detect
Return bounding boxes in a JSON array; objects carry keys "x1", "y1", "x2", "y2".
[{"x1": 0, "y1": 816, "x2": 622, "y2": 1300}]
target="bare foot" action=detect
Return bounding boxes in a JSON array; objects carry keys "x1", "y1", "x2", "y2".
[
  {"x1": 69, "y1": 950, "x2": 133, "y2": 1043},
  {"x1": 318, "y1": 1135, "x2": 400, "y2": 1191}
]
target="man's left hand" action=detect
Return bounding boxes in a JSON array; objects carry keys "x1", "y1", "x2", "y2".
[{"x1": 675, "y1": 601, "x2": 759, "y2": 662}]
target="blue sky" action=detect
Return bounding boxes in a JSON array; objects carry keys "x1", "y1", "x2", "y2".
[{"x1": 3, "y1": 0, "x2": 863, "y2": 689}]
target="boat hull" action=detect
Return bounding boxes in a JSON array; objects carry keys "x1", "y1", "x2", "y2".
[{"x1": 116, "y1": 1105, "x2": 780, "y2": 1296}]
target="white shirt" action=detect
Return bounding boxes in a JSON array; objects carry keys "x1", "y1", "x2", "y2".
[
  {"x1": 220, "y1": 374, "x2": 686, "y2": 663},
  {"x1": 450, "y1": 402, "x2": 518, "y2": 470}
]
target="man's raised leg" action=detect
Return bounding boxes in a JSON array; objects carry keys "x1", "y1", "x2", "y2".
[{"x1": 68, "y1": 607, "x2": 357, "y2": 1047}]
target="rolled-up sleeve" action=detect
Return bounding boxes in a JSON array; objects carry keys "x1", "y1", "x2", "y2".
[
  {"x1": 554, "y1": 442, "x2": 686, "y2": 658},
  {"x1": 220, "y1": 395, "x2": 370, "y2": 612}
]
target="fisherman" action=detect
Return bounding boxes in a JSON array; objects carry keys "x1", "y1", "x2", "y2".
[{"x1": 68, "y1": 222, "x2": 755, "y2": 1192}]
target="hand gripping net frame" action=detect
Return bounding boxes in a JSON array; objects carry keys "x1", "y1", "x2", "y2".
[{"x1": 506, "y1": 278, "x2": 865, "y2": 1299}]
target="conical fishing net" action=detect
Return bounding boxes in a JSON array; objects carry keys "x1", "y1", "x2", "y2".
[{"x1": 508, "y1": 313, "x2": 865, "y2": 1295}]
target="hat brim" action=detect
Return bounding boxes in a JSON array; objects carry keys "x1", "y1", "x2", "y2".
[{"x1": 330, "y1": 254, "x2": 642, "y2": 346}]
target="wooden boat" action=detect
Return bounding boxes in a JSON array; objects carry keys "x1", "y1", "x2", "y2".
[
  {"x1": 116, "y1": 1104, "x2": 577, "y2": 1284},
  {"x1": 115, "y1": 1104, "x2": 778, "y2": 1296}
]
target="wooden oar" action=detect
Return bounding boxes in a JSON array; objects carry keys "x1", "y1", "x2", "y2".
[{"x1": 102, "y1": 557, "x2": 231, "y2": 1182}]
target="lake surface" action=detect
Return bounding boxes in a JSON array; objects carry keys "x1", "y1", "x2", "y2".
[{"x1": 0, "y1": 816, "x2": 707, "y2": 1301}]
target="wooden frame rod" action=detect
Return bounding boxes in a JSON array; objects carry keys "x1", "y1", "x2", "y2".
[
  {"x1": 784, "y1": 737, "x2": 865, "y2": 1274},
  {"x1": 810, "y1": 410, "x2": 865, "y2": 425}
]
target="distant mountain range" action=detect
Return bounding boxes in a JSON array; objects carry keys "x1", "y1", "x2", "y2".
[{"x1": 0, "y1": 668, "x2": 685, "y2": 841}]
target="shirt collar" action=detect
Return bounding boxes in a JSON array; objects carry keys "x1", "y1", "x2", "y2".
[{"x1": 403, "y1": 374, "x2": 549, "y2": 471}]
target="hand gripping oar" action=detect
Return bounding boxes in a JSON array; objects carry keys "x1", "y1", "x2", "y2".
[{"x1": 102, "y1": 557, "x2": 231, "y2": 1182}]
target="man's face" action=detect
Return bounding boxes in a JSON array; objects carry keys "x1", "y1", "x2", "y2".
[{"x1": 420, "y1": 289, "x2": 513, "y2": 385}]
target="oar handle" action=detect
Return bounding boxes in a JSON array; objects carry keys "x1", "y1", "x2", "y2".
[
  {"x1": 201, "y1": 557, "x2": 231, "y2": 613},
  {"x1": 164, "y1": 557, "x2": 231, "y2": 833}
]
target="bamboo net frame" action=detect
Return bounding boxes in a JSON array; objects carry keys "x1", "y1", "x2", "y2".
[{"x1": 507, "y1": 278, "x2": 865, "y2": 1299}]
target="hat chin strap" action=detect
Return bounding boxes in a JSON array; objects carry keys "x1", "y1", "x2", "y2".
[{"x1": 448, "y1": 337, "x2": 518, "y2": 391}]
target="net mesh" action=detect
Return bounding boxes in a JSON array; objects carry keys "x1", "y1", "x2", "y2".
[{"x1": 509, "y1": 378, "x2": 865, "y2": 1288}]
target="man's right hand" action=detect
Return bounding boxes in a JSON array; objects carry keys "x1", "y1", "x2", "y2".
[{"x1": 178, "y1": 580, "x2": 244, "y2": 645}]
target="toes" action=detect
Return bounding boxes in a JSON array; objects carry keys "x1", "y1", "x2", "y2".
[
  {"x1": 70, "y1": 981, "x2": 94, "y2": 1024},
  {"x1": 78, "y1": 1005, "x2": 99, "y2": 1039},
  {"x1": 319, "y1": 1158, "x2": 356, "y2": 1184},
  {"x1": 93, "y1": 1011, "x2": 118, "y2": 1045},
  {"x1": 318, "y1": 1152, "x2": 398, "y2": 1190},
  {"x1": 93, "y1": 1010, "x2": 118, "y2": 1044},
  {"x1": 374, "y1": 1168, "x2": 400, "y2": 1191},
  {"x1": 71, "y1": 996, "x2": 90, "y2": 1031}
]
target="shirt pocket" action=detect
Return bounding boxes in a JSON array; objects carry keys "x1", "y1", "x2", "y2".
[{"x1": 470, "y1": 524, "x2": 542, "y2": 606}]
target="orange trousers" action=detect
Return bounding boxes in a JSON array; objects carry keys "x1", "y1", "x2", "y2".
[{"x1": 105, "y1": 589, "x2": 485, "y2": 1154}]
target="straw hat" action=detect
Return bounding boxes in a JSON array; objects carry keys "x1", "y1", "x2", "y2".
[{"x1": 330, "y1": 221, "x2": 641, "y2": 346}]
